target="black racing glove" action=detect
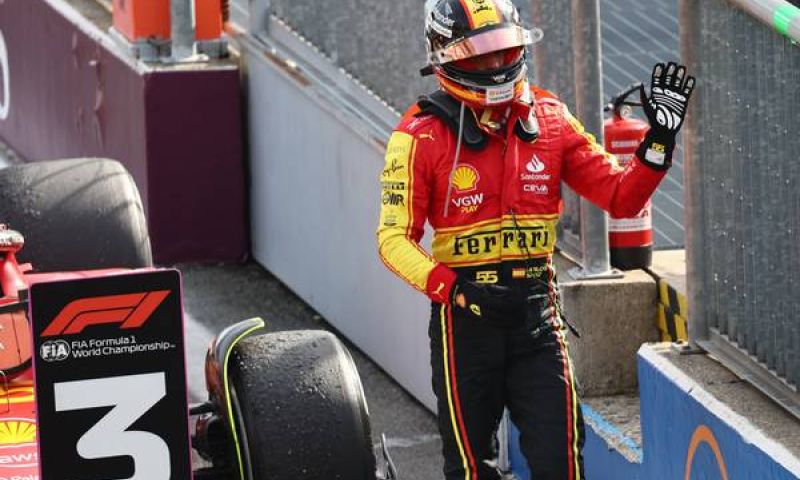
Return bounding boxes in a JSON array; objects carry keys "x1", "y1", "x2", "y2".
[
  {"x1": 450, "y1": 277, "x2": 528, "y2": 327},
  {"x1": 637, "y1": 62, "x2": 696, "y2": 171}
]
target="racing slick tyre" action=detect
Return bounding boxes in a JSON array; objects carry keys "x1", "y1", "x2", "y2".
[
  {"x1": 229, "y1": 330, "x2": 376, "y2": 480},
  {"x1": 0, "y1": 158, "x2": 152, "y2": 270}
]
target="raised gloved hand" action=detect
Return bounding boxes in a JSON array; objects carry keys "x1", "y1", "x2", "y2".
[
  {"x1": 450, "y1": 277, "x2": 528, "y2": 327},
  {"x1": 637, "y1": 62, "x2": 695, "y2": 170}
]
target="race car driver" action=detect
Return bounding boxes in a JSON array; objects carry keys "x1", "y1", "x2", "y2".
[{"x1": 376, "y1": 0, "x2": 695, "y2": 478}]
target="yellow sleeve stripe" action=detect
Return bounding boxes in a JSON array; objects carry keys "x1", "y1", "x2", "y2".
[
  {"x1": 377, "y1": 132, "x2": 437, "y2": 292},
  {"x1": 563, "y1": 106, "x2": 621, "y2": 170}
]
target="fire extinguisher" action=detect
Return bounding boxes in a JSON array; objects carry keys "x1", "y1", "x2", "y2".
[{"x1": 604, "y1": 83, "x2": 652, "y2": 270}]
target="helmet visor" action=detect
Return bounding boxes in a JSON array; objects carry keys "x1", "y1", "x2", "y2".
[
  {"x1": 452, "y1": 47, "x2": 524, "y2": 72},
  {"x1": 430, "y1": 25, "x2": 543, "y2": 66}
]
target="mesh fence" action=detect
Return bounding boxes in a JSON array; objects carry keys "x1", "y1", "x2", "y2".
[
  {"x1": 251, "y1": 0, "x2": 687, "y2": 249},
  {"x1": 263, "y1": 0, "x2": 530, "y2": 112},
  {"x1": 683, "y1": 0, "x2": 800, "y2": 388}
]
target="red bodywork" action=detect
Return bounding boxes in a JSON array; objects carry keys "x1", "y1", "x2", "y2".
[
  {"x1": 1, "y1": 226, "x2": 126, "y2": 376},
  {"x1": 0, "y1": 225, "x2": 127, "y2": 477}
]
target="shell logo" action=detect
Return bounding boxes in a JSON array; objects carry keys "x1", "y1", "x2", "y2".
[
  {"x1": 0, "y1": 419, "x2": 36, "y2": 445},
  {"x1": 452, "y1": 165, "x2": 480, "y2": 192}
]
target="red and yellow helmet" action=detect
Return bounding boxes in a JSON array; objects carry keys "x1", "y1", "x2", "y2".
[{"x1": 423, "y1": 0, "x2": 543, "y2": 107}]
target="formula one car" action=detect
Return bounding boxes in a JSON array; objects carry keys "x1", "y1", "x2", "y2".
[{"x1": 0, "y1": 158, "x2": 396, "y2": 479}]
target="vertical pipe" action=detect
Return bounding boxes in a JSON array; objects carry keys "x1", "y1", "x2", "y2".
[
  {"x1": 249, "y1": 0, "x2": 271, "y2": 34},
  {"x1": 680, "y1": 0, "x2": 709, "y2": 346},
  {"x1": 532, "y1": 0, "x2": 584, "y2": 262},
  {"x1": 171, "y1": 0, "x2": 196, "y2": 59},
  {"x1": 571, "y1": 0, "x2": 611, "y2": 276}
]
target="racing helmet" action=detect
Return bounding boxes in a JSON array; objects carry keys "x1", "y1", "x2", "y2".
[{"x1": 423, "y1": 0, "x2": 543, "y2": 107}]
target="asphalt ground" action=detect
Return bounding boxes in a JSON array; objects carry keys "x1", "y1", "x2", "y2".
[{"x1": 179, "y1": 262, "x2": 444, "y2": 480}]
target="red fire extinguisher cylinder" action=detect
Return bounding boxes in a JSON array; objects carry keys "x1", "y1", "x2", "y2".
[{"x1": 604, "y1": 85, "x2": 653, "y2": 270}]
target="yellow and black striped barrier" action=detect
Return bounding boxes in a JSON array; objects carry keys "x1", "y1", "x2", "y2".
[{"x1": 655, "y1": 278, "x2": 688, "y2": 342}]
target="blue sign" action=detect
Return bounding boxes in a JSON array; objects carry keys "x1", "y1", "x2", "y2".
[{"x1": 508, "y1": 345, "x2": 800, "y2": 479}]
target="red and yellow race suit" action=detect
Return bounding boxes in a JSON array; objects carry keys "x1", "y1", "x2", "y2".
[
  {"x1": 377, "y1": 87, "x2": 665, "y2": 301},
  {"x1": 377, "y1": 87, "x2": 667, "y2": 480}
]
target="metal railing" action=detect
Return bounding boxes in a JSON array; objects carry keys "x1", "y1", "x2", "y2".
[
  {"x1": 729, "y1": 0, "x2": 800, "y2": 40},
  {"x1": 682, "y1": 0, "x2": 800, "y2": 417},
  {"x1": 260, "y1": 0, "x2": 441, "y2": 112}
]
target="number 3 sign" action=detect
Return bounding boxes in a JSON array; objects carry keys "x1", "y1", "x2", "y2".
[{"x1": 30, "y1": 270, "x2": 191, "y2": 480}]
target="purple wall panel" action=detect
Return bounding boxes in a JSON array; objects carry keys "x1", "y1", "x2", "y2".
[
  {"x1": 0, "y1": 0, "x2": 245, "y2": 263},
  {"x1": 143, "y1": 70, "x2": 246, "y2": 262}
]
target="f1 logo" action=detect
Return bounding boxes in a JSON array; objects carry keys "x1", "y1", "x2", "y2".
[{"x1": 41, "y1": 291, "x2": 170, "y2": 337}]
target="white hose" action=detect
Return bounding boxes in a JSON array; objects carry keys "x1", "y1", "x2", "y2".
[{"x1": 443, "y1": 101, "x2": 466, "y2": 217}]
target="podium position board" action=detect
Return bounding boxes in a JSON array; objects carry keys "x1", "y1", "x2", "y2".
[{"x1": 29, "y1": 270, "x2": 192, "y2": 480}]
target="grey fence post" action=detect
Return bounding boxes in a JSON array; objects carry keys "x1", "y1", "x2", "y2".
[
  {"x1": 171, "y1": 0, "x2": 196, "y2": 60},
  {"x1": 680, "y1": 0, "x2": 709, "y2": 346},
  {"x1": 569, "y1": 0, "x2": 619, "y2": 279},
  {"x1": 249, "y1": 0, "x2": 271, "y2": 35}
]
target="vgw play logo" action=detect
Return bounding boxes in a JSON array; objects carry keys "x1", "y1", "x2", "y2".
[{"x1": 0, "y1": 29, "x2": 10, "y2": 121}]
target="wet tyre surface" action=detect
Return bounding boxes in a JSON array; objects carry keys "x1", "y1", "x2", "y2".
[
  {"x1": 180, "y1": 262, "x2": 443, "y2": 480},
  {"x1": 0, "y1": 158, "x2": 152, "y2": 271},
  {"x1": 230, "y1": 330, "x2": 375, "y2": 479}
]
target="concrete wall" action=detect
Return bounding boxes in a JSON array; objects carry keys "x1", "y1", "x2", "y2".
[
  {"x1": 241, "y1": 32, "x2": 438, "y2": 410},
  {"x1": 556, "y1": 255, "x2": 658, "y2": 395}
]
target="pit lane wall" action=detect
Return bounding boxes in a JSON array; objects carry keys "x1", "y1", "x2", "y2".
[
  {"x1": 0, "y1": 0, "x2": 246, "y2": 263},
  {"x1": 239, "y1": 24, "x2": 439, "y2": 410},
  {"x1": 508, "y1": 344, "x2": 800, "y2": 479}
]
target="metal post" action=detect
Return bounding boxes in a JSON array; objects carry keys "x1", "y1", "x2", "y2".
[
  {"x1": 679, "y1": 0, "x2": 709, "y2": 347},
  {"x1": 727, "y1": 0, "x2": 800, "y2": 41},
  {"x1": 569, "y1": 0, "x2": 620, "y2": 280},
  {"x1": 171, "y1": 0, "x2": 196, "y2": 60},
  {"x1": 249, "y1": 0, "x2": 271, "y2": 35}
]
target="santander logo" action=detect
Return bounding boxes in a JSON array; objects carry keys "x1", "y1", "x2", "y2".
[
  {"x1": 520, "y1": 154, "x2": 551, "y2": 181},
  {"x1": 526, "y1": 155, "x2": 545, "y2": 173}
]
